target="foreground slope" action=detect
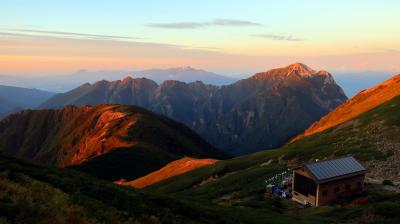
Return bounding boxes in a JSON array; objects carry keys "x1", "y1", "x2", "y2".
[
  {"x1": 0, "y1": 153, "x2": 329, "y2": 224},
  {"x1": 41, "y1": 63, "x2": 347, "y2": 154},
  {"x1": 0, "y1": 104, "x2": 225, "y2": 181},
  {"x1": 147, "y1": 82, "x2": 400, "y2": 223},
  {"x1": 292, "y1": 74, "x2": 400, "y2": 142}
]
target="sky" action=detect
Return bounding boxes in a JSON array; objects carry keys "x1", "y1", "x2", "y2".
[{"x1": 0, "y1": 0, "x2": 399, "y2": 76}]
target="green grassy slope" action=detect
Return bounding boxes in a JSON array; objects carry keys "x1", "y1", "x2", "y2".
[
  {"x1": 147, "y1": 95, "x2": 400, "y2": 223},
  {"x1": 0, "y1": 154, "x2": 332, "y2": 224}
]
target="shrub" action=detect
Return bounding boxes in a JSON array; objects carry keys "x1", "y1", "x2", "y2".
[
  {"x1": 373, "y1": 201, "x2": 400, "y2": 218},
  {"x1": 382, "y1": 180, "x2": 394, "y2": 186}
]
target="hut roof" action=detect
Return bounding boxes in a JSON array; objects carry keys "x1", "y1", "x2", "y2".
[{"x1": 303, "y1": 156, "x2": 366, "y2": 184}]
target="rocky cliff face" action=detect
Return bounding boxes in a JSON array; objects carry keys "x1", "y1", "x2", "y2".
[{"x1": 41, "y1": 63, "x2": 347, "y2": 154}]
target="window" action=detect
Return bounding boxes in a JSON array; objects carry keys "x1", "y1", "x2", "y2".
[
  {"x1": 345, "y1": 184, "x2": 351, "y2": 190},
  {"x1": 322, "y1": 190, "x2": 328, "y2": 196},
  {"x1": 334, "y1": 187, "x2": 340, "y2": 193}
]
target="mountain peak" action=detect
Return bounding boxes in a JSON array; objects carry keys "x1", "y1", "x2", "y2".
[
  {"x1": 317, "y1": 70, "x2": 330, "y2": 76},
  {"x1": 285, "y1": 63, "x2": 316, "y2": 77},
  {"x1": 288, "y1": 62, "x2": 310, "y2": 69},
  {"x1": 251, "y1": 63, "x2": 325, "y2": 80},
  {"x1": 165, "y1": 66, "x2": 196, "y2": 72},
  {"x1": 122, "y1": 76, "x2": 134, "y2": 81},
  {"x1": 121, "y1": 76, "x2": 135, "y2": 84}
]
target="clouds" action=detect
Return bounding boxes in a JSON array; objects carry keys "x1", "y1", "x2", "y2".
[
  {"x1": 2, "y1": 29, "x2": 142, "y2": 41},
  {"x1": 212, "y1": 19, "x2": 261, "y2": 26},
  {"x1": 252, "y1": 34, "x2": 304, "y2": 42},
  {"x1": 0, "y1": 30, "x2": 235, "y2": 74},
  {"x1": 1, "y1": 29, "x2": 399, "y2": 76},
  {"x1": 147, "y1": 19, "x2": 262, "y2": 29},
  {"x1": 147, "y1": 19, "x2": 304, "y2": 43},
  {"x1": 147, "y1": 22, "x2": 207, "y2": 29}
]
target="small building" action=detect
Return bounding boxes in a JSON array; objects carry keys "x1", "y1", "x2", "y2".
[{"x1": 292, "y1": 156, "x2": 366, "y2": 207}]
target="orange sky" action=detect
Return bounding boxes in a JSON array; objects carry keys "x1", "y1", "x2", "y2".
[
  {"x1": 1, "y1": 36, "x2": 399, "y2": 75},
  {"x1": 1, "y1": 1, "x2": 399, "y2": 75}
]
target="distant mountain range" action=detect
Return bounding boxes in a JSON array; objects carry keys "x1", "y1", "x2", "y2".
[
  {"x1": 0, "y1": 85, "x2": 54, "y2": 118},
  {"x1": 0, "y1": 104, "x2": 226, "y2": 181},
  {"x1": 0, "y1": 67, "x2": 237, "y2": 92},
  {"x1": 1, "y1": 68, "x2": 391, "y2": 96},
  {"x1": 40, "y1": 63, "x2": 347, "y2": 154},
  {"x1": 137, "y1": 67, "x2": 237, "y2": 85}
]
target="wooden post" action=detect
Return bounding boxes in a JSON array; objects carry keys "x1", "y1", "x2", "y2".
[{"x1": 292, "y1": 170, "x2": 295, "y2": 195}]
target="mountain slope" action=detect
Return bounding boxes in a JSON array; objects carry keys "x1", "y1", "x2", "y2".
[
  {"x1": 292, "y1": 74, "x2": 400, "y2": 142},
  {"x1": 146, "y1": 97, "x2": 400, "y2": 223},
  {"x1": 147, "y1": 75, "x2": 400, "y2": 220},
  {"x1": 0, "y1": 96, "x2": 21, "y2": 119},
  {"x1": 0, "y1": 85, "x2": 54, "y2": 118},
  {"x1": 41, "y1": 78, "x2": 159, "y2": 109},
  {"x1": 1, "y1": 114, "x2": 399, "y2": 224},
  {"x1": 117, "y1": 157, "x2": 218, "y2": 188},
  {"x1": 41, "y1": 63, "x2": 347, "y2": 154},
  {"x1": 0, "y1": 104, "x2": 225, "y2": 181},
  {"x1": 0, "y1": 84, "x2": 54, "y2": 108}
]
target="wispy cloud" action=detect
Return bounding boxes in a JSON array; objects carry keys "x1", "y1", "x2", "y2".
[
  {"x1": 19, "y1": 25, "x2": 45, "y2": 29},
  {"x1": 212, "y1": 19, "x2": 261, "y2": 26},
  {"x1": 383, "y1": 49, "x2": 400, "y2": 53},
  {"x1": 189, "y1": 46, "x2": 221, "y2": 51},
  {"x1": 252, "y1": 34, "x2": 304, "y2": 42},
  {"x1": 3, "y1": 29, "x2": 143, "y2": 40},
  {"x1": 147, "y1": 19, "x2": 262, "y2": 29},
  {"x1": 147, "y1": 22, "x2": 207, "y2": 29}
]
